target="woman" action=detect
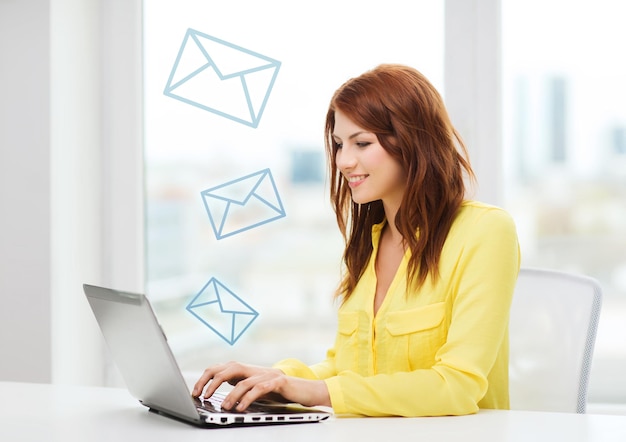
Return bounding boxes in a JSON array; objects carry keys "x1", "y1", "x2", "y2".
[{"x1": 192, "y1": 64, "x2": 520, "y2": 417}]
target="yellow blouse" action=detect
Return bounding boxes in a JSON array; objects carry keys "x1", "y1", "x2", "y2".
[{"x1": 274, "y1": 201, "x2": 521, "y2": 416}]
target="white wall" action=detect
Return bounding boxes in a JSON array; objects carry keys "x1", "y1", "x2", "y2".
[
  {"x1": 445, "y1": 0, "x2": 502, "y2": 205},
  {"x1": 0, "y1": 0, "x2": 143, "y2": 385},
  {"x1": 0, "y1": 0, "x2": 53, "y2": 383}
]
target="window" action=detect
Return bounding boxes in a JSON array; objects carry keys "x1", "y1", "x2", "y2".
[
  {"x1": 143, "y1": 0, "x2": 444, "y2": 376},
  {"x1": 502, "y1": 0, "x2": 626, "y2": 406}
]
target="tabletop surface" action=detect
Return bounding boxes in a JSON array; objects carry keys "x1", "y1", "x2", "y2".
[{"x1": 1, "y1": 381, "x2": 626, "y2": 442}]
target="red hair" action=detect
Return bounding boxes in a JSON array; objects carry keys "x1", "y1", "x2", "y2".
[{"x1": 324, "y1": 64, "x2": 475, "y2": 300}]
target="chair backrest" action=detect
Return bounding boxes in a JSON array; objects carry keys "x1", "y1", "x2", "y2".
[{"x1": 508, "y1": 267, "x2": 602, "y2": 414}]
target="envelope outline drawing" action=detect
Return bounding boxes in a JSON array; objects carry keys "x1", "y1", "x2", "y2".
[
  {"x1": 201, "y1": 168, "x2": 286, "y2": 240},
  {"x1": 186, "y1": 277, "x2": 259, "y2": 345},
  {"x1": 163, "y1": 28, "x2": 281, "y2": 128}
]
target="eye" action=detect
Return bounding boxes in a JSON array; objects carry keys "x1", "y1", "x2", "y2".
[
  {"x1": 356, "y1": 142, "x2": 371, "y2": 148},
  {"x1": 334, "y1": 141, "x2": 343, "y2": 149}
]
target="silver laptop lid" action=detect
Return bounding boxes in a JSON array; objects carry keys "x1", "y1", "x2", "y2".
[{"x1": 83, "y1": 284, "x2": 201, "y2": 422}]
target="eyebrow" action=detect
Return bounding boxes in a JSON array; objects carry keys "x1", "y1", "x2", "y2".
[{"x1": 332, "y1": 131, "x2": 371, "y2": 141}]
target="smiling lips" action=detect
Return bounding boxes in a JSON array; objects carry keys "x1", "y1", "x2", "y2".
[{"x1": 346, "y1": 175, "x2": 368, "y2": 187}]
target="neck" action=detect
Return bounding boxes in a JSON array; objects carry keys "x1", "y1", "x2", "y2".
[
  {"x1": 382, "y1": 215, "x2": 404, "y2": 247},
  {"x1": 382, "y1": 202, "x2": 402, "y2": 241}
]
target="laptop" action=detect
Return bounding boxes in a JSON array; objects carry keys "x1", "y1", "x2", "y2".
[{"x1": 83, "y1": 283, "x2": 332, "y2": 428}]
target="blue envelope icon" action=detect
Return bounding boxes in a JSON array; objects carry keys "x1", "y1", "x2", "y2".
[
  {"x1": 186, "y1": 277, "x2": 259, "y2": 345},
  {"x1": 201, "y1": 168, "x2": 286, "y2": 240},
  {"x1": 163, "y1": 28, "x2": 281, "y2": 128}
]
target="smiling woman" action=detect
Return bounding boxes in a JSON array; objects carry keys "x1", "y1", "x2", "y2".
[{"x1": 191, "y1": 64, "x2": 520, "y2": 417}]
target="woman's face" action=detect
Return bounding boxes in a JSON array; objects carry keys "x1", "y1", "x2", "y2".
[{"x1": 333, "y1": 110, "x2": 406, "y2": 209}]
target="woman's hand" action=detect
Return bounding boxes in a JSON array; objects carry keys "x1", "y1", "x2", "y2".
[{"x1": 192, "y1": 361, "x2": 331, "y2": 411}]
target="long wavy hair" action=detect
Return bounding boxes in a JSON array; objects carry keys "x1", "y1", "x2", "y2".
[{"x1": 325, "y1": 64, "x2": 475, "y2": 300}]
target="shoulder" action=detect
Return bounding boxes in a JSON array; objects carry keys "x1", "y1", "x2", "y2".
[
  {"x1": 441, "y1": 201, "x2": 520, "y2": 280},
  {"x1": 446, "y1": 200, "x2": 519, "y2": 248},
  {"x1": 453, "y1": 200, "x2": 516, "y2": 231}
]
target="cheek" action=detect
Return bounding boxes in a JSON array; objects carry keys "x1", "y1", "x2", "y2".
[
  {"x1": 368, "y1": 148, "x2": 393, "y2": 168},
  {"x1": 384, "y1": 160, "x2": 408, "y2": 190},
  {"x1": 371, "y1": 149, "x2": 404, "y2": 177}
]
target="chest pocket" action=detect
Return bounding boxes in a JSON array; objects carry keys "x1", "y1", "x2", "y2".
[
  {"x1": 384, "y1": 302, "x2": 447, "y2": 371},
  {"x1": 334, "y1": 311, "x2": 360, "y2": 372}
]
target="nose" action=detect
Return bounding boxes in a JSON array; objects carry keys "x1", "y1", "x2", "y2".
[{"x1": 335, "y1": 145, "x2": 356, "y2": 172}]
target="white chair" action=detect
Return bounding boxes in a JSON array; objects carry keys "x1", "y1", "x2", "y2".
[{"x1": 508, "y1": 267, "x2": 602, "y2": 414}]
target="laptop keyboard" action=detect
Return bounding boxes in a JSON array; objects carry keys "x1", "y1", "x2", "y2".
[
  {"x1": 194, "y1": 392, "x2": 226, "y2": 413},
  {"x1": 195, "y1": 392, "x2": 269, "y2": 414}
]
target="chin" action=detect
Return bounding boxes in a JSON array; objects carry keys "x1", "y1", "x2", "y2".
[{"x1": 350, "y1": 194, "x2": 374, "y2": 205}]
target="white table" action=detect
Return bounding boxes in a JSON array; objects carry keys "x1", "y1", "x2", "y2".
[{"x1": 1, "y1": 381, "x2": 626, "y2": 441}]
